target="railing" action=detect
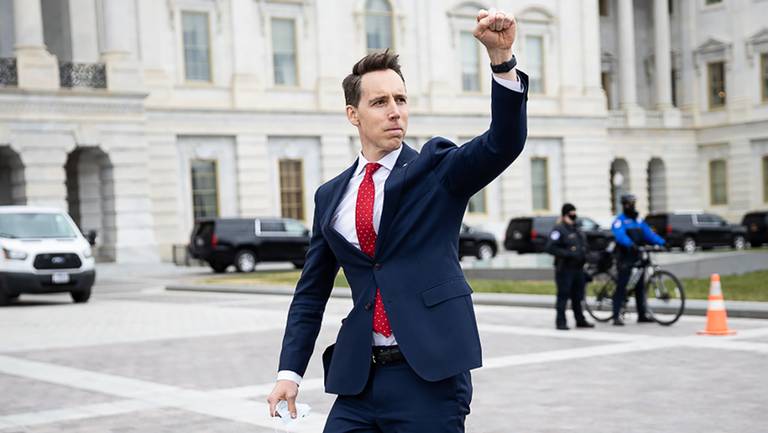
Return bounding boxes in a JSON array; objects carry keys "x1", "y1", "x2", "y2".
[
  {"x1": 59, "y1": 62, "x2": 107, "y2": 89},
  {"x1": 0, "y1": 58, "x2": 18, "y2": 87}
]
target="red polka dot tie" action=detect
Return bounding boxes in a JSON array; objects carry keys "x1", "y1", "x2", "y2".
[{"x1": 356, "y1": 163, "x2": 392, "y2": 337}]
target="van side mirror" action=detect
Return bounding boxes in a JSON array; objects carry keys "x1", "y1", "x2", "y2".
[{"x1": 86, "y1": 230, "x2": 97, "y2": 246}]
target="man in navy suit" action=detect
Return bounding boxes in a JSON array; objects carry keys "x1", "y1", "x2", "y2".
[{"x1": 268, "y1": 8, "x2": 528, "y2": 432}]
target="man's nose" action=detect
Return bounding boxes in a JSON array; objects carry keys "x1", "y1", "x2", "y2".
[{"x1": 388, "y1": 103, "x2": 401, "y2": 120}]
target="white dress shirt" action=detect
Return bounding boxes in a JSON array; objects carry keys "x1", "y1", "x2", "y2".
[{"x1": 277, "y1": 73, "x2": 524, "y2": 386}]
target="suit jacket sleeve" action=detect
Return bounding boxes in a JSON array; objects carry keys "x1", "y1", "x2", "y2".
[
  {"x1": 431, "y1": 71, "x2": 529, "y2": 197},
  {"x1": 277, "y1": 189, "x2": 340, "y2": 376}
]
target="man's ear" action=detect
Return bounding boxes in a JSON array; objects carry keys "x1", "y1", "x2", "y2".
[{"x1": 346, "y1": 105, "x2": 360, "y2": 127}]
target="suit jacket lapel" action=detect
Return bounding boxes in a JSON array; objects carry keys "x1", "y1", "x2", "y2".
[
  {"x1": 375, "y1": 144, "x2": 418, "y2": 258},
  {"x1": 321, "y1": 159, "x2": 373, "y2": 262}
]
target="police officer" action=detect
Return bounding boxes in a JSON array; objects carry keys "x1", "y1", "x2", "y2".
[
  {"x1": 611, "y1": 193, "x2": 666, "y2": 326},
  {"x1": 546, "y1": 203, "x2": 594, "y2": 330}
]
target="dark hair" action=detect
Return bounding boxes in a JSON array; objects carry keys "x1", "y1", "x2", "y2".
[
  {"x1": 561, "y1": 203, "x2": 576, "y2": 217},
  {"x1": 342, "y1": 49, "x2": 405, "y2": 107}
]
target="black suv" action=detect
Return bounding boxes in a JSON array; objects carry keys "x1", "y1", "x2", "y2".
[
  {"x1": 503, "y1": 216, "x2": 613, "y2": 253},
  {"x1": 741, "y1": 211, "x2": 768, "y2": 247},
  {"x1": 459, "y1": 223, "x2": 498, "y2": 260},
  {"x1": 188, "y1": 217, "x2": 310, "y2": 273},
  {"x1": 645, "y1": 212, "x2": 747, "y2": 253}
]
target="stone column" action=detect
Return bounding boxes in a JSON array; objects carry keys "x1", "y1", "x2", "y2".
[
  {"x1": 582, "y1": 0, "x2": 603, "y2": 99},
  {"x1": 230, "y1": 0, "x2": 262, "y2": 107},
  {"x1": 68, "y1": 0, "x2": 99, "y2": 63},
  {"x1": 13, "y1": 0, "x2": 59, "y2": 90},
  {"x1": 617, "y1": 0, "x2": 644, "y2": 125},
  {"x1": 653, "y1": 0, "x2": 672, "y2": 109},
  {"x1": 99, "y1": 0, "x2": 142, "y2": 92},
  {"x1": 617, "y1": 0, "x2": 638, "y2": 109}
]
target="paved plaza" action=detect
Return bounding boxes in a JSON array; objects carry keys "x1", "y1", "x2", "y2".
[{"x1": 1, "y1": 270, "x2": 767, "y2": 432}]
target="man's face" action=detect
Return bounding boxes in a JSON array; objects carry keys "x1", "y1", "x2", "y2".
[{"x1": 346, "y1": 69, "x2": 409, "y2": 158}]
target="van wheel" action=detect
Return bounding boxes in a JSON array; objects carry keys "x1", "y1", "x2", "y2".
[
  {"x1": 210, "y1": 262, "x2": 228, "y2": 273},
  {"x1": 683, "y1": 237, "x2": 697, "y2": 254},
  {"x1": 71, "y1": 288, "x2": 91, "y2": 303},
  {"x1": 235, "y1": 250, "x2": 257, "y2": 273},
  {"x1": 292, "y1": 260, "x2": 305, "y2": 269}
]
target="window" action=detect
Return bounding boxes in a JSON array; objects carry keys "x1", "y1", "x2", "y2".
[
  {"x1": 526, "y1": 35, "x2": 544, "y2": 93},
  {"x1": 182, "y1": 12, "x2": 211, "y2": 82},
  {"x1": 191, "y1": 160, "x2": 219, "y2": 220},
  {"x1": 709, "y1": 159, "x2": 727, "y2": 205},
  {"x1": 279, "y1": 159, "x2": 304, "y2": 220},
  {"x1": 707, "y1": 61, "x2": 726, "y2": 109},
  {"x1": 272, "y1": 18, "x2": 298, "y2": 86},
  {"x1": 531, "y1": 158, "x2": 549, "y2": 211},
  {"x1": 468, "y1": 190, "x2": 486, "y2": 214},
  {"x1": 762, "y1": 53, "x2": 768, "y2": 102},
  {"x1": 763, "y1": 156, "x2": 768, "y2": 203},
  {"x1": 461, "y1": 31, "x2": 480, "y2": 92},
  {"x1": 260, "y1": 220, "x2": 285, "y2": 232},
  {"x1": 705, "y1": 0, "x2": 721, "y2": 5},
  {"x1": 599, "y1": 0, "x2": 609, "y2": 16},
  {"x1": 365, "y1": 0, "x2": 393, "y2": 53},
  {"x1": 602, "y1": 72, "x2": 613, "y2": 109}
]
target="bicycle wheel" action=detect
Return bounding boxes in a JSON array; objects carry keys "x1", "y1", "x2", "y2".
[
  {"x1": 645, "y1": 270, "x2": 685, "y2": 326},
  {"x1": 584, "y1": 271, "x2": 616, "y2": 322}
]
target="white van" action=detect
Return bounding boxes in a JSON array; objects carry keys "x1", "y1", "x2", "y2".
[{"x1": 0, "y1": 206, "x2": 96, "y2": 305}]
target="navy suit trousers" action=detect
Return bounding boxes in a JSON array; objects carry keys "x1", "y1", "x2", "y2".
[{"x1": 323, "y1": 362, "x2": 472, "y2": 433}]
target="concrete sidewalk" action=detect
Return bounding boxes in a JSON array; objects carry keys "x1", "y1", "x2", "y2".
[{"x1": 166, "y1": 282, "x2": 768, "y2": 319}]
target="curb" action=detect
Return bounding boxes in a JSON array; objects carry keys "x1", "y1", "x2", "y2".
[{"x1": 165, "y1": 284, "x2": 768, "y2": 319}]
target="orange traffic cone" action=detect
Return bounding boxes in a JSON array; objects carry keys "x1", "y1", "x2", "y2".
[{"x1": 697, "y1": 274, "x2": 736, "y2": 336}]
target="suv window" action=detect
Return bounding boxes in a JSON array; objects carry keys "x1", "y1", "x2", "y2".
[
  {"x1": 533, "y1": 217, "x2": 557, "y2": 233},
  {"x1": 284, "y1": 220, "x2": 307, "y2": 235},
  {"x1": 669, "y1": 214, "x2": 691, "y2": 226},
  {"x1": 695, "y1": 214, "x2": 717, "y2": 225},
  {"x1": 578, "y1": 218, "x2": 599, "y2": 231},
  {"x1": 259, "y1": 220, "x2": 285, "y2": 233}
]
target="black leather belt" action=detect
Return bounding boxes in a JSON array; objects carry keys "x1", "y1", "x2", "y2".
[{"x1": 372, "y1": 345, "x2": 405, "y2": 366}]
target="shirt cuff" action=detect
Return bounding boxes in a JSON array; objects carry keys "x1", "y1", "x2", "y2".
[
  {"x1": 492, "y1": 72, "x2": 524, "y2": 93},
  {"x1": 277, "y1": 370, "x2": 303, "y2": 386}
]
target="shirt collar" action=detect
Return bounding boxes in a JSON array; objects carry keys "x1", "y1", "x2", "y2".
[{"x1": 354, "y1": 145, "x2": 402, "y2": 176}]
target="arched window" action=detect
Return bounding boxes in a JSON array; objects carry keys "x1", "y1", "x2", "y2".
[{"x1": 365, "y1": 0, "x2": 394, "y2": 53}]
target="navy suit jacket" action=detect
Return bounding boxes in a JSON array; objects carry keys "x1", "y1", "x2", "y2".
[{"x1": 278, "y1": 73, "x2": 529, "y2": 396}]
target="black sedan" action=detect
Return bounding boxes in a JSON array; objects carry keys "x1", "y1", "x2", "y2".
[{"x1": 459, "y1": 223, "x2": 498, "y2": 260}]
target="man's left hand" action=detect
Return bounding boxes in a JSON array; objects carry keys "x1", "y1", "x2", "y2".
[{"x1": 474, "y1": 8, "x2": 516, "y2": 64}]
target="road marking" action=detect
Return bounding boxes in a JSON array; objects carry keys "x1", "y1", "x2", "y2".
[{"x1": 0, "y1": 354, "x2": 327, "y2": 432}]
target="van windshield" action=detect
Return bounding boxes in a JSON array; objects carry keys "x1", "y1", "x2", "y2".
[{"x1": 0, "y1": 213, "x2": 77, "y2": 239}]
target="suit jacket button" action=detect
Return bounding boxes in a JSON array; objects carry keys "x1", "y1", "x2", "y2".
[
  {"x1": 365, "y1": 302, "x2": 372, "y2": 310},
  {"x1": 374, "y1": 263, "x2": 382, "y2": 270}
]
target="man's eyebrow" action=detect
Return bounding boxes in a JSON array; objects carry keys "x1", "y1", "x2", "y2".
[{"x1": 368, "y1": 95, "x2": 387, "y2": 104}]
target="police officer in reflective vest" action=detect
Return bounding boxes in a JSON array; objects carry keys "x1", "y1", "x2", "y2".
[
  {"x1": 611, "y1": 193, "x2": 666, "y2": 326},
  {"x1": 546, "y1": 203, "x2": 594, "y2": 330}
]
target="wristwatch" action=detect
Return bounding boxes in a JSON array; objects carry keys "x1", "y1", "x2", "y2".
[{"x1": 490, "y1": 54, "x2": 517, "y2": 73}]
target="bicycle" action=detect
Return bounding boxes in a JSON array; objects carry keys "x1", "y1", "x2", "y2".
[{"x1": 584, "y1": 246, "x2": 686, "y2": 326}]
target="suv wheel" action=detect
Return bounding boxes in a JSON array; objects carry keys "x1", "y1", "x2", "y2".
[
  {"x1": 476, "y1": 243, "x2": 495, "y2": 260},
  {"x1": 292, "y1": 260, "x2": 305, "y2": 269},
  {"x1": 235, "y1": 250, "x2": 257, "y2": 273},
  {"x1": 733, "y1": 235, "x2": 746, "y2": 250},
  {"x1": 683, "y1": 237, "x2": 697, "y2": 254},
  {"x1": 71, "y1": 288, "x2": 91, "y2": 303}
]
